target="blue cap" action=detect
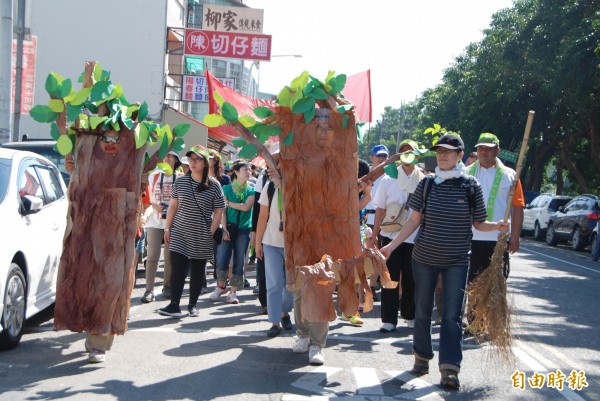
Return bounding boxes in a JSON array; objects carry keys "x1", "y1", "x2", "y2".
[{"x1": 371, "y1": 144, "x2": 389, "y2": 156}]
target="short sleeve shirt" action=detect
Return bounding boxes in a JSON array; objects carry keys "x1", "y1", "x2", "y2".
[
  {"x1": 223, "y1": 183, "x2": 255, "y2": 229},
  {"x1": 408, "y1": 176, "x2": 487, "y2": 267},
  {"x1": 169, "y1": 176, "x2": 225, "y2": 259}
]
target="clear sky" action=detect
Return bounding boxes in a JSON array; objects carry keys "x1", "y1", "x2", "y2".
[{"x1": 243, "y1": 0, "x2": 514, "y2": 123}]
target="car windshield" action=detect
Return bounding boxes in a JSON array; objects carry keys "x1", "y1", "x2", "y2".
[{"x1": 0, "y1": 158, "x2": 11, "y2": 202}]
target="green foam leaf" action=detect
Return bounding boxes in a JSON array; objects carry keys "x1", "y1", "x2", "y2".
[
  {"x1": 204, "y1": 113, "x2": 226, "y2": 127},
  {"x1": 56, "y1": 135, "x2": 73, "y2": 156},
  {"x1": 232, "y1": 137, "x2": 247, "y2": 148},
  {"x1": 238, "y1": 142, "x2": 258, "y2": 159},
  {"x1": 222, "y1": 102, "x2": 239, "y2": 123},
  {"x1": 29, "y1": 105, "x2": 59, "y2": 123}
]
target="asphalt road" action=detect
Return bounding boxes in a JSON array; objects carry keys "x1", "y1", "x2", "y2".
[{"x1": 0, "y1": 237, "x2": 598, "y2": 401}]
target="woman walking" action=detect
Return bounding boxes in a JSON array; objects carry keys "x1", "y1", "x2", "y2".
[
  {"x1": 210, "y1": 161, "x2": 255, "y2": 305},
  {"x1": 380, "y1": 134, "x2": 509, "y2": 389},
  {"x1": 158, "y1": 145, "x2": 225, "y2": 317}
]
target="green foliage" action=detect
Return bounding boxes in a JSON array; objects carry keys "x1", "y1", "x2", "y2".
[{"x1": 32, "y1": 63, "x2": 188, "y2": 157}]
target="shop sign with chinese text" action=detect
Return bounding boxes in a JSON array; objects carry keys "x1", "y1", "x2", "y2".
[
  {"x1": 185, "y1": 29, "x2": 271, "y2": 61},
  {"x1": 182, "y1": 75, "x2": 235, "y2": 102},
  {"x1": 202, "y1": 5, "x2": 264, "y2": 34}
]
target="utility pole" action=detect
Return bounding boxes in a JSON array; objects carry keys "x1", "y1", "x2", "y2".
[
  {"x1": 0, "y1": 0, "x2": 14, "y2": 144},
  {"x1": 13, "y1": 0, "x2": 26, "y2": 142}
]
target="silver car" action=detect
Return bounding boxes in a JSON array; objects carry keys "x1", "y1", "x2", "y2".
[
  {"x1": 0, "y1": 148, "x2": 68, "y2": 350},
  {"x1": 522, "y1": 193, "x2": 572, "y2": 241}
]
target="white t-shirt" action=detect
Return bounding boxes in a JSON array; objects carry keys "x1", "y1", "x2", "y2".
[
  {"x1": 145, "y1": 171, "x2": 180, "y2": 229},
  {"x1": 372, "y1": 175, "x2": 418, "y2": 243},
  {"x1": 258, "y1": 183, "x2": 285, "y2": 248},
  {"x1": 365, "y1": 174, "x2": 385, "y2": 225},
  {"x1": 470, "y1": 164, "x2": 516, "y2": 241}
]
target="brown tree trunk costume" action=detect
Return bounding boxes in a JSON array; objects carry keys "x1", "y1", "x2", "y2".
[{"x1": 54, "y1": 132, "x2": 145, "y2": 335}]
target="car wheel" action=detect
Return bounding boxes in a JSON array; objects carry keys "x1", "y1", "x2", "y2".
[
  {"x1": 0, "y1": 264, "x2": 27, "y2": 350},
  {"x1": 591, "y1": 233, "x2": 598, "y2": 255},
  {"x1": 534, "y1": 221, "x2": 545, "y2": 241},
  {"x1": 546, "y1": 224, "x2": 558, "y2": 246},
  {"x1": 571, "y1": 226, "x2": 585, "y2": 251}
]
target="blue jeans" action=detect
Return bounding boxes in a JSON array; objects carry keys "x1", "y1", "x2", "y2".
[
  {"x1": 412, "y1": 260, "x2": 468, "y2": 372},
  {"x1": 593, "y1": 221, "x2": 600, "y2": 260},
  {"x1": 216, "y1": 228, "x2": 251, "y2": 289},
  {"x1": 263, "y1": 244, "x2": 293, "y2": 324}
]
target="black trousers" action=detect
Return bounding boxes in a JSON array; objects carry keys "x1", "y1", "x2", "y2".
[
  {"x1": 169, "y1": 251, "x2": 207, "y2": 308},
  {"x1": 256, "y1": 256, "x2": 267, "y2": 308},
  {"x1": 468, "y1": 240, "x2": 496, "y2": 284},
  {"x1": 380, "y1": 237, "x2": 415, "y2": 324}
]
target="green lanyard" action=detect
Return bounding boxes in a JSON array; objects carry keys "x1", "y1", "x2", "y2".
[
  {"x1": 468, "y1": 159, "x2": 504, "y2": 218},
  {"x1": 277, "y1": 188, "x2": 282, "y2": 212}
]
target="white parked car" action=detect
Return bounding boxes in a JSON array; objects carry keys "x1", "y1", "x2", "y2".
[
  {"x1": 522, "y1": 193, "x2": 573, "y2": 241},
  {"x1": 0, "y1": 148, "x2": 68, "y2": 350}
]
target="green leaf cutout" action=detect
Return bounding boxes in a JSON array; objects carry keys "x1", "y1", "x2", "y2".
[
  {"x1": 254, "y1": 124, "x2": 281, "y2": 137},
  {"x1": 204, "y1": 114, "x2": 227, "y2": 127},
  {"x1": 254, "y1": 107, "x2": 273, "y2": 119},
  {"x1": 155, "y1": 162, "x2": 173, "y2": 176},
  {"x1": 221, "y1": 102, "x2": 239, "y2": 123},
  {"x1": 384, "y1": 164, "x2": 398, "y2": 179},
  {"x1": 134, "y1": 123, "x2": 149, "y2": 149},
  {"x1": 172, "y1": 137, "x2": 185, "y2": 152},
  {"x1": 65, "y1": 103, "x2": 81, "y2": 122},
  {"x1": 342, "y1": 114, "x2": 349, "y2": 129},
  {"x1": 310, "y1": 86, "x2": 328, "y2": 100},
  {"x1": 48, "y1": 99, "x2": 64, "y2": 113},
  {"x1": 232, "y1": 137, "x2": 247, "y2": 148},
  {"x1": 158, "y1": 133, "x2": 169, "y2": 159},
  {"x1": 239, "y1": 114, "x2": 257, "y2": 128},
  {"x1": 29, "y1": 105, "x2": 59, "y2": 123},
  {"x1": 238, "y1": 143, "x2": 258, "y2": 159},
  {"x1": 45, "y1": 74, "x2": 61, "y2": 98},
  {"x1": 59, "y1": 79, "x2": 72, "y2": 98},
  {"x1": 277, "y1": 87, "x2": 292, "y2": 107},
  {"x1": 138, "y1": 101, "x2": 148, "y2": 121},
  {"x1": 304, "y1": 106, "x2": 315, "y2": 124},
  {"x1": 90, "y1": 116, "x2": 107, "y2": 129},
  {"x1": 282, "y1": 132, "x2": 294, "y2": 146},
  {"x1": 173, "y1": 124, "x2": 190, "y2": 138},
  {"x1": 70, "y1": 87, "x2": 91, "y2": 106},
  {"x1": 50, "y1": 123, "x2": 60, "y2": 140},
  {"x1": 90, "y1": 81, "x2": 113, "y2": 102},
  {"x1": 56, "y1": 135, "x2": 73, "y2": 156},
  {"x1": 292, "y1": 97, "x2": 316, "y2": 114}
]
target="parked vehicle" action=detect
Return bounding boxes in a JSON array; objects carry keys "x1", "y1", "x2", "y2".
[
  {"x1": 1, "y1": 140, "x2": 70, "y2": 185},
  {"x1": 546, "y1": 194, "x2": 600, "y2": 251},
  {"x1": 591, "y1": 222, "x2": 599, "y2": 257},
  {"x1": 0, "y1": 148, "x2": 68, "y2": 350},
  {"x1": 523, "y1": 193, "x2": 573, "y2": 240}
]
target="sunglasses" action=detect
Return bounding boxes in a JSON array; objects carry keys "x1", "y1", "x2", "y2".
[{"x1": 100, "y1": 135, "x2": 121, "y2": 144}]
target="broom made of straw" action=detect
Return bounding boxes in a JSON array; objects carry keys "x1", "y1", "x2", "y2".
[{"x1": 468, "y1": 110, "x2": 535, "y2": 360}]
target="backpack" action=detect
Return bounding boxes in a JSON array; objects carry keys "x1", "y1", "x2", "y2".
[{"x1": 421, "y1": 175, "x2": 477, "y2": 221}]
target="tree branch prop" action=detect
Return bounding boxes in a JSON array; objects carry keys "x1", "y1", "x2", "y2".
[
  {"x1": 204, "y1": 71, "x2": 358, "y2": 171},
  {"x1": 30, "y1": 61, "x2": 189, "y2": 173},
  {"x1": 468, "y1": 110, "x2": 535, "y2": 361}
]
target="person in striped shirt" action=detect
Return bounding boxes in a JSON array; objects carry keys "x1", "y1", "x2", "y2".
[{"x1": 380, "y1": 133, "x2": 509, "y2": 390}]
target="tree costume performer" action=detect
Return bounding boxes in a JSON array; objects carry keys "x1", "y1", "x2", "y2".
[{"x1": 30, "y1": 61, "x2": 188, "y2": 363}]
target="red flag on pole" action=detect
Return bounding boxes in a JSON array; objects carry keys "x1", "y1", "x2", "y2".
[{"x1": 344, "y1": 70, "x2": 372, "y2": 123}]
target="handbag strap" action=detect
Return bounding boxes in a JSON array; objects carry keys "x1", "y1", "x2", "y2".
[{"x1": 189, "y1": 177, "x2": 213, "y2": 230}]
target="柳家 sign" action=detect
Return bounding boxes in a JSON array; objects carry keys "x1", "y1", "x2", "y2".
[{"x1": 202, "y1": 5, "x2": 264, "y2": 34}]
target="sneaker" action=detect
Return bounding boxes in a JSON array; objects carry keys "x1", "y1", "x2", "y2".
[
  {"x1": 226, "y1": 291, "x2": 239, "y2": 304},
  {"x1": 210, "y1": 286, "x2": 227, "y2": 301},
  {"x1": 281, "y1": 315, "x2": 293, "y2": 331},
  {"x1": 244, "y1": 279, "x2": 251, "y2": 288},
  {"x1": 161, "y1": 285, "x2": 171, "y2": 299},
  {"x1": 308, "y1": 345, "x2": 324, "y2": 365},
  {"x1": 293, "y1": 336, "x2": 310, "y2": 353},
  {"x1": 340, "y1": 312, "x2": 364, "y2": 325},
  {"x1": 440, "y1": 369, "x2": 460, "y2": 389},
  {"x1": 253, "y1": 285, "x2": 259, "y2": 294},
  {"x1": 379, "y1": 323, "x2": 396, "y2": 333},
  {"x1": 141, "y1": 290, "x2": 154, "y2": 303},
  {"x1": 260, "y1": 306, "x2": 268, "y2": 315},
  {"x1": 158, "y1": 303, "x2": 183, "y2": 318},
  {"x1": 88, "y1": 348, "x2": 106, "y2": 363},
  {"x1": 267, "y1": 324, "x2": 282, "y2": 337},
  {"x1": 405, "y1": 319, "x2": 414, "y2": 329},
  {"x1": 188, "y1": 306, "x2": 199, "y2": 317}
]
